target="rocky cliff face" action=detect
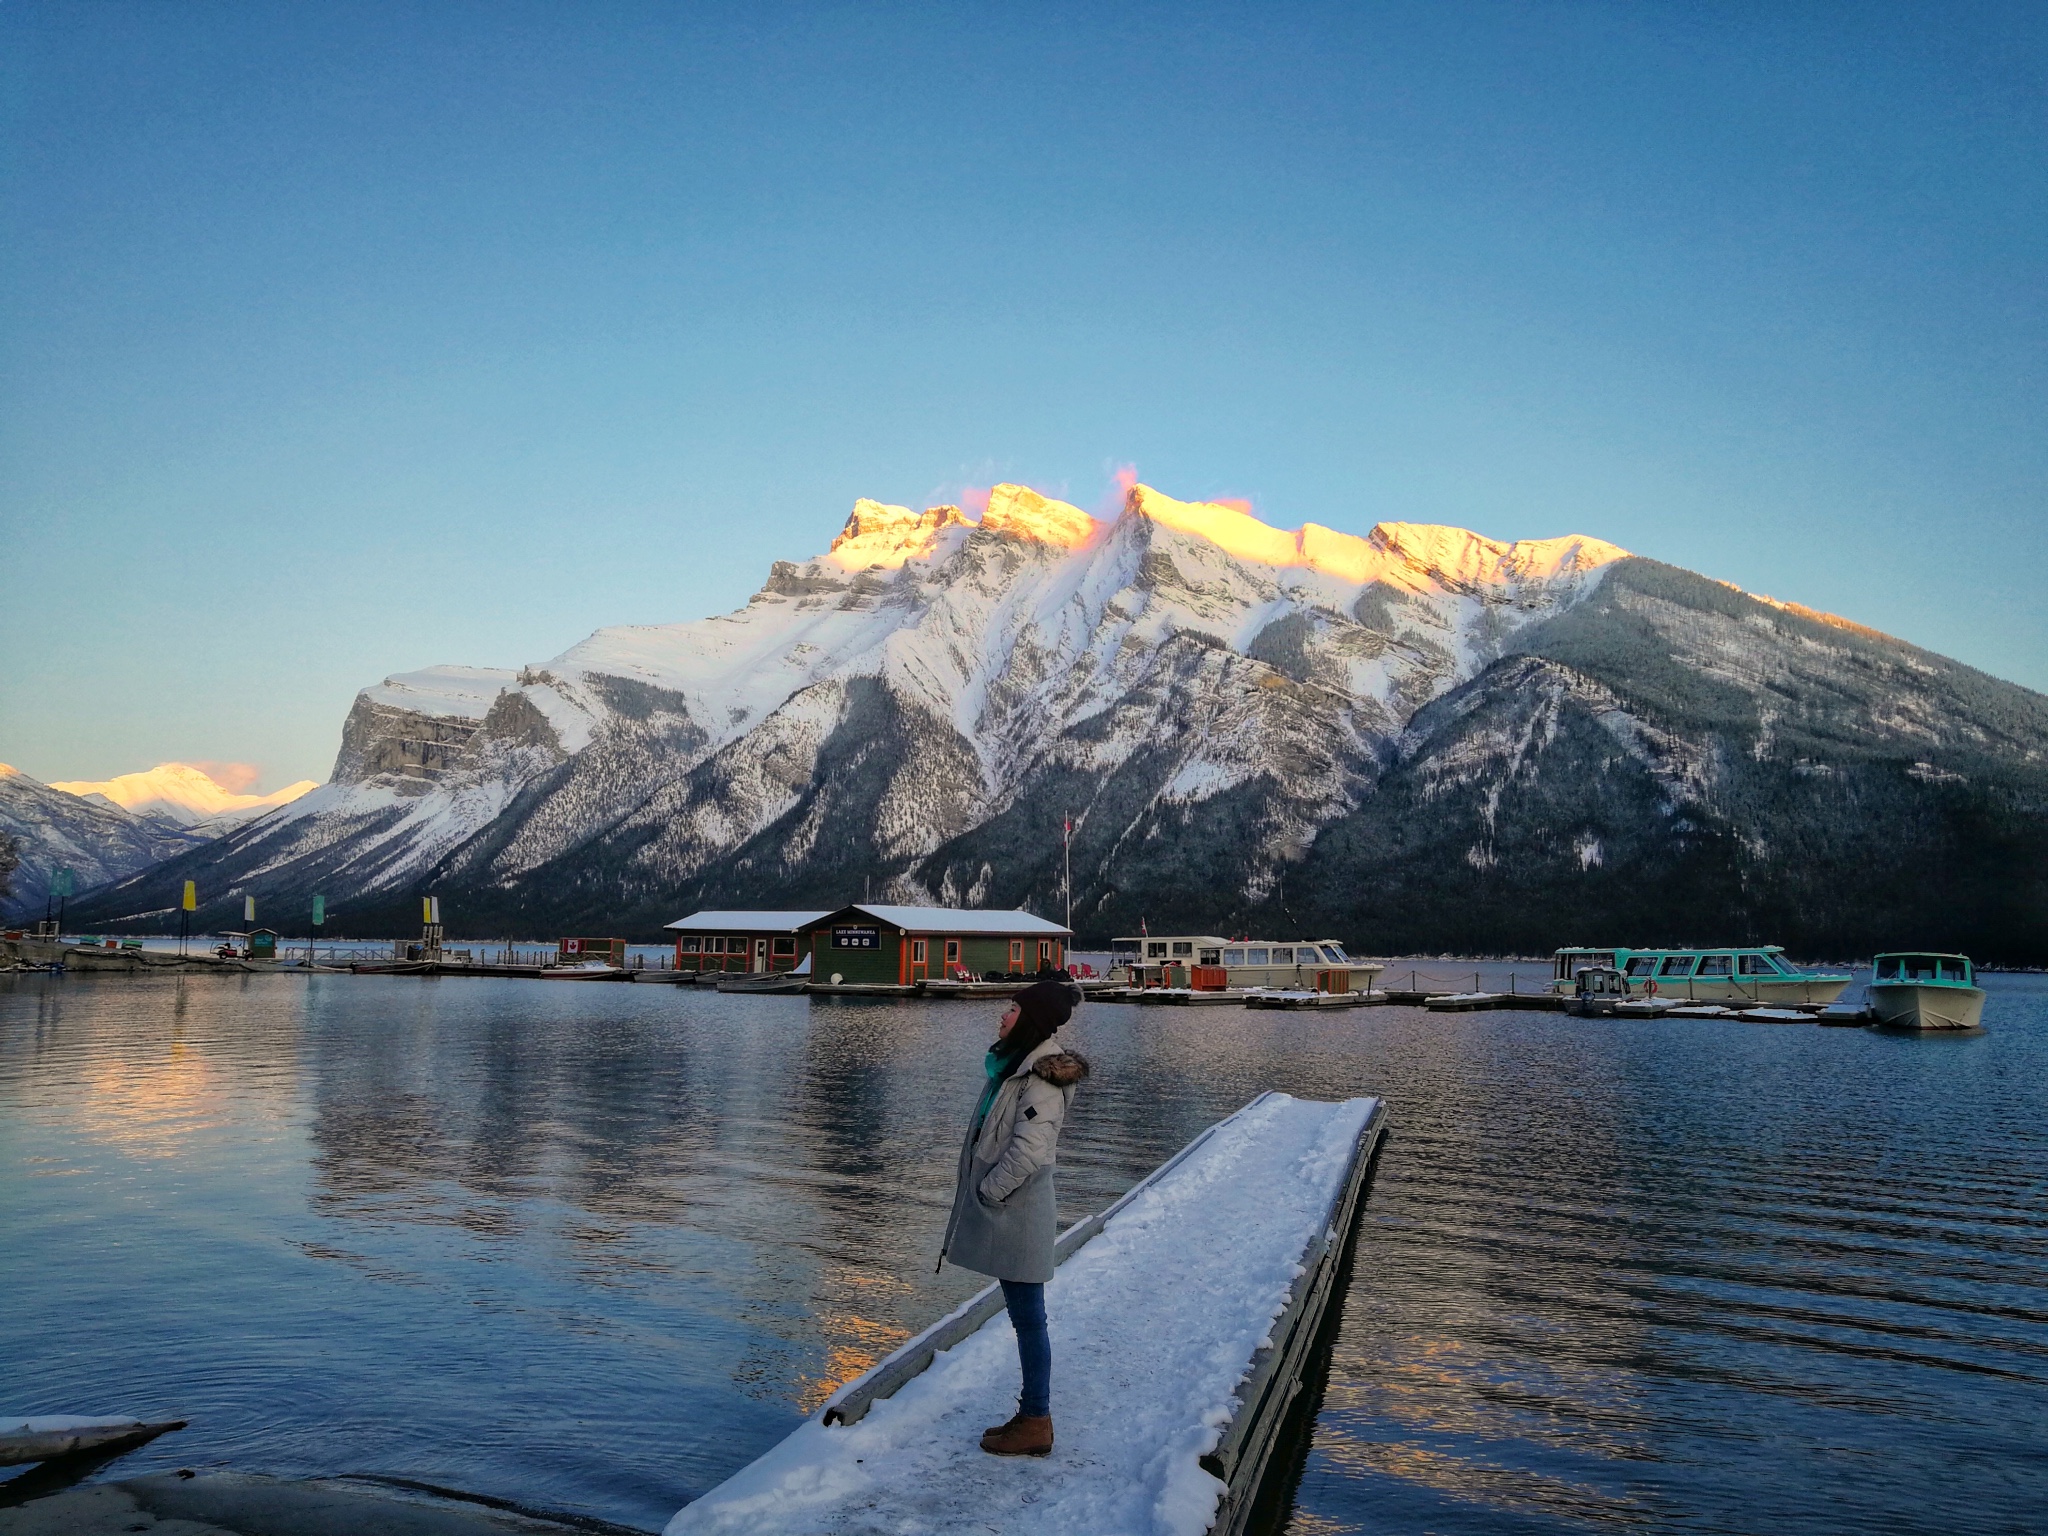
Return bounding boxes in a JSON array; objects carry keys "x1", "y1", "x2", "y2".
[{"x1": 65, "y1": 485, "x2": 2048, "y2": 958}]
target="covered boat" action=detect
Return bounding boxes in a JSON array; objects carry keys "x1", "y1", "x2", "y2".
[
  {"x1": 1868, "y1": 952, "x2": 1985, "y2": 1031},
  {"x1": 1112, "y1": 935, "x2": 1382, "y2": 996},
  {"x1": 1549, "y1": 946, "x2": 1850, "y2": 1006}
]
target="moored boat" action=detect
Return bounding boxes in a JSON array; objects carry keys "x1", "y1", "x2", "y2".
[
  {"x1": 1550, "y1": 945, "x2": 1849, "y2": 1006},
  {"x1": 1113, "y1": 934, "x2": 1383, "y2": 997},
  {"x1": 1868, "y1": 952, "x2": 1985, "y2": 1031},
  {"x1": 538, "y1": 959, "x2": 630, "y2": 981}
]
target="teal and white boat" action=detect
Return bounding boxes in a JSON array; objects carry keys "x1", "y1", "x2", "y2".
[
  {"x1": 1868, "y1": 952, "x2": 1985, "y2": 1031},
  {"x1": 1550, "y1": 946, "x2": 1851, "y2": 1006}
]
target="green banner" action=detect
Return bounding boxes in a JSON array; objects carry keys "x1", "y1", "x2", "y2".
[
  {"x1": 54, "y1": 868, "x2": 74, "y2": 898},
  {"x1": 312, "y1": 895, "x2": 326, "y2": 926}
]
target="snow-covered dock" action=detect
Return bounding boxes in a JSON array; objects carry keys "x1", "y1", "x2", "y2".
[{"x1": 665, "y1": 1090, "x2": 1389, "y2": 1536}]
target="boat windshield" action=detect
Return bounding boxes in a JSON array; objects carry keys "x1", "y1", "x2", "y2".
[
  {"x1": 1321, "y1": 944, "x2": 1349, "y2": 962},
  {"x1": 1658, "y1": 955, "x2": 1698, "y2": 976},
  {"x1": 1875, "y1": 957, "x2": 1901, "y2": 980},
  {"x1": 1940, "y1": 958, "x2": 1970, "y2": 982},
  {"x1": 1904, "y1": 956, "x2": 1941, "y2": 980}
]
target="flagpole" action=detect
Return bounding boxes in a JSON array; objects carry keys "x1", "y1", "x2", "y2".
[{"x1": 1063, "y1": 814, "x2": 1072, "y2": 935}]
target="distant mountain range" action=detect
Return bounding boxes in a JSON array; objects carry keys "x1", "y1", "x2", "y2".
[
  {"x1": 47, "y1": 484, "x2": 2048, "y2": 960},
  {"x1": 0, "y1": 765, "x2": 209, "y2": 919},
  {"x1": 49, "y1": 762, "x2": 318, "y2": 831}
]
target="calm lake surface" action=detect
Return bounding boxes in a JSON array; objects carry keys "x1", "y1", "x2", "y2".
[{"x1": 3, "y1": 969, "x2": 2043, "y2": 1534}]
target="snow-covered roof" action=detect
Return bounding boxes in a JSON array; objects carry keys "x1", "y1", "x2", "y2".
[
  {"x1": 665, "y1": 910, "x2": 833, "y2": 933},
  {"x1": 827, "y1": 904, "x2": 1071, "y2": 936}
]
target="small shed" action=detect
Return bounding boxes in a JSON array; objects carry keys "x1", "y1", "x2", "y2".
[
  {"x1": 798, "y1": 905, "x2": 1072, "y2": 986},
  {"x1": 664, "y1": 910, "x2": 832, "y2": 973},
  {"x1": 219, "y1": 928, "x2": 279, "y2": 960}
]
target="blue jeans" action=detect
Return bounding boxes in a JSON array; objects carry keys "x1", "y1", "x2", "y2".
[{"x1": 1000, "y1": 1279, "x2": 1051, "y2": 1417}]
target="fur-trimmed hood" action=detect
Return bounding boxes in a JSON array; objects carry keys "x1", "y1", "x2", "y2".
[{"x1": 1031, "y1": 1050, "x2": 1090, "y2": 1087}]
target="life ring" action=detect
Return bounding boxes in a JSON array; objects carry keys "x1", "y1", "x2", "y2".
[{"x1": 1645, "y1": 979, "x2": 1658, "y2": 997}]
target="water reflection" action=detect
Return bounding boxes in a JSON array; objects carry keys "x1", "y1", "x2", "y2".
[{"x1": 2, "y1": 972, "x2": 2044, "y2": 1534}]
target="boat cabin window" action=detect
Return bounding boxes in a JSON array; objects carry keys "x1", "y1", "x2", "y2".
[
  {"x1": 1147, "y1": 942, "x2": 1167, "y2": 958},
  {"x1": 1199, "y1": 949, "x2": 1221, "y2": 965},
  {"x1": 1171, "y1": 941, "x2": 1193, "y2": 957},
  {"x1": 1697, "y1": 955, "x2": 1733, "y2": 977},
  {"x1": 1624, "y1": 956, "x2": 1659, "y2": 977},
  {"x1": 1223, "y1": 948, "x2": 1245, "y2": 965},
  {"x1": 1940, "y1": 958, "x2": 1968, "y2": 982},
  {"x1": 1247, "y1": 947, "x2": 1270, "y2": 965},
  {"x1": 1658, "y1": 955, "x2": 1697, "y2": 976},
  {"x1": 1738, "y1": 953, "x2": 1778, "y2": 976},
  {"x1": 1275, "y1": 947, "x2": 1299, "y2": 963}
]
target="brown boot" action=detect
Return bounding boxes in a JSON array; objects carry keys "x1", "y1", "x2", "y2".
[{"x1": 979, "y1": 1412, "x2": 1053, "y2": 1456}]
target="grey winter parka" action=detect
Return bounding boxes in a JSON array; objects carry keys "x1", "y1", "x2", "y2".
[{"x1": 939, "y1": 1033, "x2": 1090, "y2": 1283}]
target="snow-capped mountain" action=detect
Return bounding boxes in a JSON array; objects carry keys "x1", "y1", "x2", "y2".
[
  {"x1": 70, "y1": 483, "x2": 1619, "y2": 929},
  {"x1": 49, "y1": 762, "x2": 318, "y2": 833},
  {"x1": 0, "y1": 764, "x2": 207, "y2": 920},
  {"x1": 67, "y1": 482, "x2": 2048, "y2": 957}
]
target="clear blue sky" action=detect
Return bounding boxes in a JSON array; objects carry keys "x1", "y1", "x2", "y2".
[{"x1": 3, "y1": 2, "x2": 2042, "y2": 787}]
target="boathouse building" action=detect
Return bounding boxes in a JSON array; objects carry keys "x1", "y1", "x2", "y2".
[
  {"x1": 797, "y1": 904, "x2": 1072, "y2": 985},
  {"x1": 664, "y1": 904, "x2": 1072, "y2": 981},
  {"x1": 664, "y1": 910, "x2": 831, "y2": 973}
]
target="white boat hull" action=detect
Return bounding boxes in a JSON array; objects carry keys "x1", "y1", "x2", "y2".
[{"x1": 1869, "y1": 982, "x2": 1985, "y2": 1031}]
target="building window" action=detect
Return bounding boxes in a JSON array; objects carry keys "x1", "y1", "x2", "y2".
[
  {"x1": 705, "y1": 937, "x2": 725, "y2": 954},
  {"x1": 1009, "y1": 940, "x2": 1024, "y2": 966},
  {"x1": 912, "y1": 939, "x2": 927, "y2": 963},
  {"x1": 771, "y1": 937, "x2": 796, "y2": 956},
  {"x1": 679, "y1": 937, "x2": 701, "y2": 953},
  {"x1": 945, "y1": 939, "x2": 961, "y2": 965}
]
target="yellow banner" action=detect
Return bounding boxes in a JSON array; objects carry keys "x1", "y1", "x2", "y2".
[{"x1": 182, "y1": 880, "x2": 196, "y2": 912}]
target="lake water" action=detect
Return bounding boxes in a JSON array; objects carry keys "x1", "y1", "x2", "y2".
[{"x1": 3, "y1": 970, "x2": 2043, "y2": 1534}]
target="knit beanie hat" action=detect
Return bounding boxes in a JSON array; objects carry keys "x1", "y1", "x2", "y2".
[{"x1": 999, "y1": 977, "x2": 1076, "y2": 1061}]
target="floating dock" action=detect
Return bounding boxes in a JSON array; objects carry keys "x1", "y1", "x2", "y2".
[{"x1": 665, "y1": 1090, "x2": 1388, "y2": 1536}]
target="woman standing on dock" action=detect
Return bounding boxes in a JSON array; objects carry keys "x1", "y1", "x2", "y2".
[{"x1": 939, "y1": 977, "x2": 1090, "y2": 1458}]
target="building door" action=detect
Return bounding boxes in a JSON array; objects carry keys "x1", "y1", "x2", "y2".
[
  {"x1": 753, "y1": 938, "x2": 768, "y2": 972},
  {"x1": 945, "y1": 938, "x2": 961, "y2": 977},
  {"x1": 1009, "y1": 940, "x2": 1024, "y2": 973},
  {"x1": 910, "y1": 938, "x2": 928, "y2": 981}
]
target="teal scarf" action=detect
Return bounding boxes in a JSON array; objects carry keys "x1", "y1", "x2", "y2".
[{"x1": 973, "y1": 1045, "x2": 1013, "y2": 1127}]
